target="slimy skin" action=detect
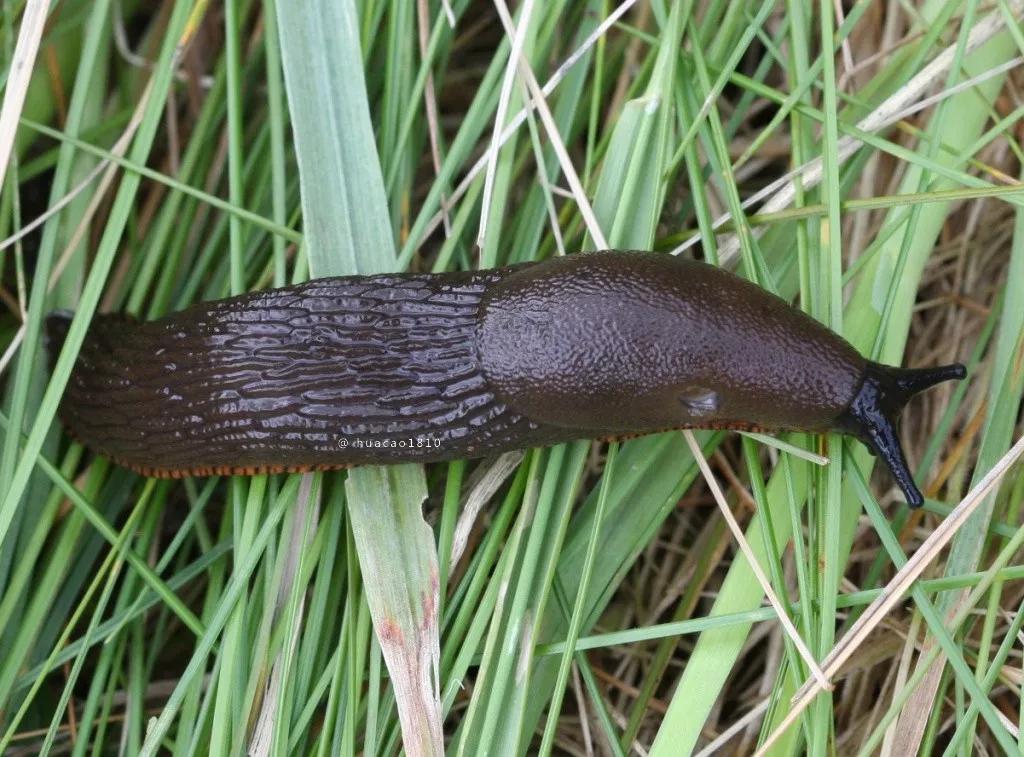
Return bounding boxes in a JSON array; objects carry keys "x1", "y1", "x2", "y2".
[{"x1": 46, "y1": 250, "x2": 966, "y2": 506}]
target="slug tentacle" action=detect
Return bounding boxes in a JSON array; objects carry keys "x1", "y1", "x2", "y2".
[{"x1": 837, "y1": 361, "x2": 966, "y2": 508}]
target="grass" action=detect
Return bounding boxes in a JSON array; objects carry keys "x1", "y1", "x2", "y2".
[{"x1": 1, "y1": 0, "x2": 1023, "y2": 754}]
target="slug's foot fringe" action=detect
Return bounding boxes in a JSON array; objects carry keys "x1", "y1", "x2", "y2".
[{"x1": 839, "y1": 361, "x2": 967, "y2": 508}]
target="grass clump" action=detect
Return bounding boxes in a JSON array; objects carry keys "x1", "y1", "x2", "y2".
[{"x1": 0, "y1": 1, "x2": 1022, "y2": 754}]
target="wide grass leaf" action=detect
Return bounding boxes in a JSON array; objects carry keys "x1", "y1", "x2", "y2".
[{"x1": 276, "y1": 0, "x2": 441, "y2": 753}]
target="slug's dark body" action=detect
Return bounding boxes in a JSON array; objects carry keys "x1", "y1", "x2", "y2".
[{"x1": 48, "y1": 251, "x2": 965, "y2": 507}]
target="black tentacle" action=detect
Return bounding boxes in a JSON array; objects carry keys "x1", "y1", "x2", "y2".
[{"x1": 837, "y1": 362, "x2": 966, "y2": 507}]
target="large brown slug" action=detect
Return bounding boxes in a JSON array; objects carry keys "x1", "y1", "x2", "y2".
[{"x1": 46, "y1": 250, "x2": 965, "y2": 507}]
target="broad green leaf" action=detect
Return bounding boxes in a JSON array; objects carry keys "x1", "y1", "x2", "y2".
[{"x1": 276, "y1": 0, "x2": 441, "y2": 753}]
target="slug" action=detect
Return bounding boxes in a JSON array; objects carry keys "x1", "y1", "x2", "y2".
[{"x1": 46, "y1": 250, "x2": 965, "y2": 507}]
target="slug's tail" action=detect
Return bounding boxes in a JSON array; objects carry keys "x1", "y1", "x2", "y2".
[{"x1": 838, "y1": 362, "x2": 967, "y2": 508}]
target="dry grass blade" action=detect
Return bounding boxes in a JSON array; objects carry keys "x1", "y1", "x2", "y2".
[
  {"x1": 0, "y1": 159, "x2": 106, "y2": 255},
  {"x1": 49, "y1": 97, "x2": 157, "y2": 284},
  {"x1": 248, "y1": 479, "x2": 319, "y2": 756},
  {"x1": 682, "y1": 431, "x2": 830, "y2": 690},
  {"x1": 416, "y1": 0, "x2": 450, "y2": 235},
  {"x1": 477, "y1": 0, "x2": 536, "y2": 249},
  {"x1": 886, "y1": 55, "x2": 1024, "y2": 126},
  {"x1": 449, "y1": 451, "x2": 523, "y2": 571},
  {"x1": 0, "y1": 0, "x2": 49, "y2": 189},
  {"x1": 518, "y1": 61, "x2": 607, "y2": 248},
  {"x1": 422, "y1": 0, "x2": 637, "y2": 241},
  {"x1": 674, "y1": 0, "x2": 1024, "y2": 263},
  {"x1": 694, "y1": 698, "x2": 770, "y2": 757},
  {"x1": 0, "y1": 140, "x2": 129, "y2": 372},
  {"x1": 492, "y1": 0, "x2": 608, "y2": 249},
  {"x1": 23, "y1": 95, "x2": 154, "y2": 319},
  {"x1": 754, "y1": 433, "x2": 1024, "y2": 756},
  {"x1": 739, "y1": 432, "x2": 830, "y2": 466}
]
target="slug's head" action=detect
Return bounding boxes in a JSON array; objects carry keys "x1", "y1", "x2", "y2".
[{"x1": 836, "y1": 362, "x2": 966, "y2": 508}]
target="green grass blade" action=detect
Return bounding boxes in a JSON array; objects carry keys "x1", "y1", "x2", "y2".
[{"x1": 276, "y1": 0, "x2": 441, "y2": 753}]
